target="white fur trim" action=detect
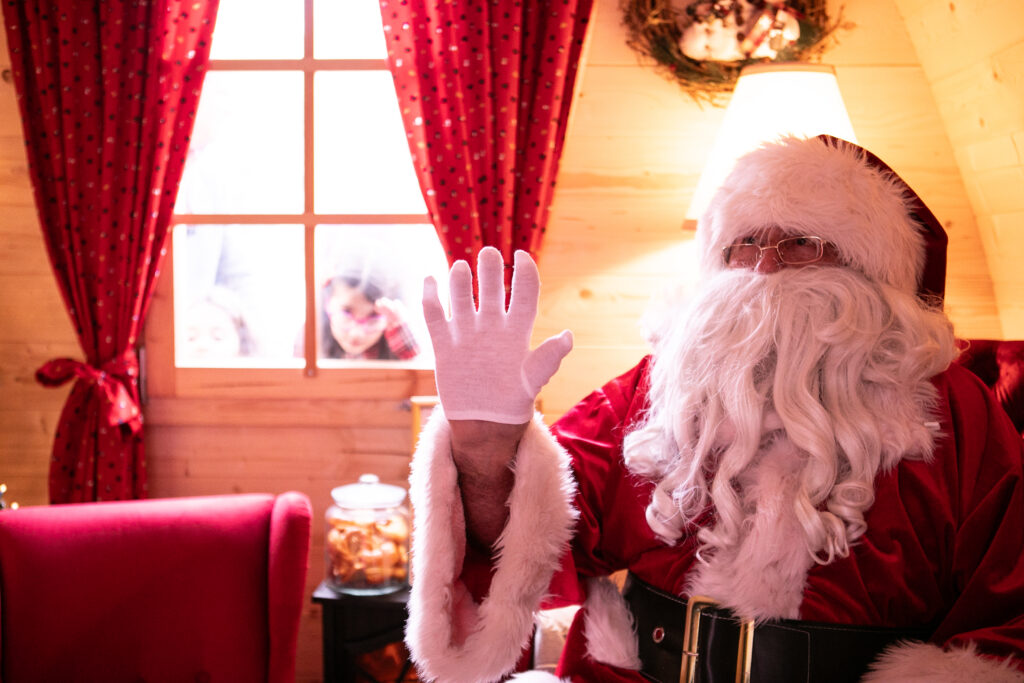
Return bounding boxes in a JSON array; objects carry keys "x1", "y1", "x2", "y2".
[
  {"x1": 582, "y1": 576, "x2": 641, "y2": 669},
  {"x1": 861, "y1": 641, "x2": 1024, "y2": 682},
  {"x1": 405, "y1": 409, "x2": 578, "y2": 683},
  {"x1": 508, "y1": 672, "x2": 569, "y2": 682},
  {"x1": 699, "y1": 135, "x2": 925, "y2": 295}
]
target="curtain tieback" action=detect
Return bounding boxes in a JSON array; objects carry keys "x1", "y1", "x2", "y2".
[{"x1": 35, "y1": 350, "x2": 143, "y2": 433}]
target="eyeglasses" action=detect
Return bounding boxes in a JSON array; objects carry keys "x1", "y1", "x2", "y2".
[{"x1": 722, "y1": 235, "x2": 832, "y2": 268}]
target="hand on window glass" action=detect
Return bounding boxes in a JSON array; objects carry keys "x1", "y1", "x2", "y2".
[
  {"x1": 374, "y1": 297, "x2": 406, "y2": 330},
  {"x1": 422, "y1": 247, "x2": 573, "y2": 424}
]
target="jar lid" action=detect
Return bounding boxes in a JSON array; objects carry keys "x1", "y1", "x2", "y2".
[{"x1": 330, "y1": 474, "x2": 407, "y2": 510}]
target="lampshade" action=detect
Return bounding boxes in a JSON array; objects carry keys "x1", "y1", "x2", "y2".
[{"x1": 683, "y1": 63, "x2": 857, "y2": 230}]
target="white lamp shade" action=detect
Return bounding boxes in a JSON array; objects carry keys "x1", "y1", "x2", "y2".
[{"x1": 684, "y1": 63, "x2": 857, "y2": 228}]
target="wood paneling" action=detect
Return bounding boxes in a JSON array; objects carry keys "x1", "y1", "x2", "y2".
[
  {"x1": 3, "y1": 1, "x2": 1023, "y2": 680},
  {"x1": 896, "y1": 0, "x2": 1024, "y2": 80},
  {"x1": 895, "y1": 0, "x2": 1024, "y2": 335}
]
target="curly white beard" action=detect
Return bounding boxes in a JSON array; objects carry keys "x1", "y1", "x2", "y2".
[{"x1": 623, "y1": 266, "x2": 956, "y2": 618}]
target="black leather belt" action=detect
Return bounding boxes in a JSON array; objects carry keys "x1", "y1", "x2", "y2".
[{"x1": 622, "y1": 572, "x2": 932, "y2": 683}]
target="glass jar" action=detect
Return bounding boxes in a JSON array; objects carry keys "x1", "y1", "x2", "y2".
[{"x1": 325, "y1": 473, "x2": 410, "y2": 595}]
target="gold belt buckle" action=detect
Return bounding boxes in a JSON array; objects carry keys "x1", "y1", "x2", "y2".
[{"x1": 680, "y1": 595, "x2": 755, "y2": 683}]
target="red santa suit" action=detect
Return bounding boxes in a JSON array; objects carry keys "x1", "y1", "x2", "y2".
[
  {"x1": 403, "y1": 136, "x2": 1024, "y2": 683},
  {"x1": 405, "y1": 357, "x2": 1024, "y2": 683},
  {"x1": 551, "y1": 356, "x2": 1024, "y2": 681}
]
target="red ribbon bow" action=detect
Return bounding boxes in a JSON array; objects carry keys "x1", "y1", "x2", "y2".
[{"x1": 35, "y1": 350, "x2": 143, "y2": 433}]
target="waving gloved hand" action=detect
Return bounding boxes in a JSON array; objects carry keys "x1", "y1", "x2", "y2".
[{"x1": 422, "y1": 247, "x2": 573, "y2": 424}]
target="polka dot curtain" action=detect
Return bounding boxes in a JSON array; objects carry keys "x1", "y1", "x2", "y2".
[
  {"x1": 3, "y1": 1, "x2": 219, "y2": 503},
  {"x1": 379, "y1": 0, "x2": 594, "y2": 287}
]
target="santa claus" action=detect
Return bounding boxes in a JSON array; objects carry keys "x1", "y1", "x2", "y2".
[{"x1": 404, "y1": 135, "x2": 1024, "y2": 682}]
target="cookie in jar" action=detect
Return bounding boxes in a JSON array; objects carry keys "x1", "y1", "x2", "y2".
[{"x1": 325, "y1": 474, "x2": 409, "y2": 594}]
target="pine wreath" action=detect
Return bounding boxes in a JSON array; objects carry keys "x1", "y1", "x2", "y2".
[{"x1": 621, "y1": 0, "x2": 847, "y2": 106}]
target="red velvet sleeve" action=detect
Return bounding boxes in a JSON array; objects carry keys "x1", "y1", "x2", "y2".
[
  {"x1": 544, "y1": 357, "x2": 667, "y2": 605},
  {"x1": 543, "y1": 356, "x2": 1024, "y2": 668},
  {"x1": 801, "y1": 364, "x2": 1024, "y2": 663}
]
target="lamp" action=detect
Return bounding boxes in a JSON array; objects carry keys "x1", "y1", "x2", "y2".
[{"x1": 683, "y1": 63, "x2": 857, "y2": 230}]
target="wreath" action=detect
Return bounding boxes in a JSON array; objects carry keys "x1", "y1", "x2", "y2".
[{"x1": 621, "y1": 0, "x2": 847, "y2": 106}]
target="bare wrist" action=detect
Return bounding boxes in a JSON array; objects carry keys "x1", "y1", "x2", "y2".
[{"x1": 448, "y1": 419, "x2": 527, "y2": 549}]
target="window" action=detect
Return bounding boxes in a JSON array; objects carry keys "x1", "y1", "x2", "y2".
[{"x1": 169, "y1": 0, "x2": 448, "y2": 372}]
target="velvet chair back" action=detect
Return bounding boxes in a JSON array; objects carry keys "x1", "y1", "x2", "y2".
[{"x1": 0, "y1": 491, "x2": 312, "y2": 683}]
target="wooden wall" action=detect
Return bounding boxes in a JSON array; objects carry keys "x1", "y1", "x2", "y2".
[
  {"x1": 895, "y1": 0, "x2": 1024, "y2": 337},
  {"x1": 0, "y1": 1, "x2": 1021, "y2": 681}
]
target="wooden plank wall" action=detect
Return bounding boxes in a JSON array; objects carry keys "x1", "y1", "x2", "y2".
[
  {"x1": 895, "y1": 0, "x2": 1024, "y2": 337},
  {"x1": 0, "y1": 1, "x2": 1020, "y2": 681}
]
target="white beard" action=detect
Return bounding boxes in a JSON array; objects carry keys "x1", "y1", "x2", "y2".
[{"x1": 623, "y1": 266, "x2": 956, "y2": 619}]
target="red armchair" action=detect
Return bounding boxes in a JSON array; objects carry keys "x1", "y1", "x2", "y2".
[{"x1": 0, "y1": 491, "x2": 312, "y2": 683}]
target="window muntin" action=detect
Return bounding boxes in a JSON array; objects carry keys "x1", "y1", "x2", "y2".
[{"x1": 170, "y1": 0, "x2": 446, "y2": 371}]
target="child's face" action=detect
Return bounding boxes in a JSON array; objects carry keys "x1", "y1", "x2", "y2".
[
  {"x1": 182, "y1": 300, "x2": 242, "y2": 360},
  {"x1": 325, "y1": 283, "x2": 387, "y2": 356}
]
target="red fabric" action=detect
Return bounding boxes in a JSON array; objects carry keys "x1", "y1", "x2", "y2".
[
  {"x1": 0, "y1": 492, "x2": 312, "y2": 683},
  {"x1": 538, "y1": 358, "x2": 1024, "y2": 681},
  {"x1": 2, "y1": 1, "x2": 219, "y2": 502},
  {"x1": 382, "y1": 321, "x2": 421, "y2": 360},
  {"x1": 379, "y1": 0, "x2": 594, "y2": 284}
]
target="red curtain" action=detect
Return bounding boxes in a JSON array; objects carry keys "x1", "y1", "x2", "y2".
[
  {"x1": 3, "y1": 1, "x2": 219, "y2": 503},
  {"x1": 380, "y1": 0, "x2": 594, "y2": 282}
]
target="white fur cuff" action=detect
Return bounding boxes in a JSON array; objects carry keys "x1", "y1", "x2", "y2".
[
  {"x1": 404, "y1": 409, "x2": 578, "y2": 683},
  {"x1": 862, "y1": 641, "x2": 1023, "y2": 682},
  {"x1": 582, "y1": 576, "x2": 641, "y2": 670}
]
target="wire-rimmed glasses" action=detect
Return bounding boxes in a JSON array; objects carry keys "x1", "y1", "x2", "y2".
[{"x1": 722, "y1": 236, "x2": 832, "y2": 268}]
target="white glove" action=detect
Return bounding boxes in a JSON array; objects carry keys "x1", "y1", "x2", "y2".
[{"x1": 423, "y1": 246, "x2": 573, "y2": 424}]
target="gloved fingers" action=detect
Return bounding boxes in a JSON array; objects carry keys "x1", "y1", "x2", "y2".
[
  {"x1": 422, "y1": 275, "x2": 451, "y2": 345},
  {"x1": 522, "y1": 329, "x2": 574, "y2": 396},
  {"x1": 476, "y1": 246, "x2": 507, "y2": 318},
  {"x1": 448, "y1": 259, "x2": 476, "y2": 321},
  {"x1": 507, "y1": 249, "x2": 540, "y2": 330}
]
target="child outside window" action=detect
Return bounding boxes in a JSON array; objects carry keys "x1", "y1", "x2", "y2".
[{"x1": 319, "y1": 249, "x2": 420, "y2": 360}]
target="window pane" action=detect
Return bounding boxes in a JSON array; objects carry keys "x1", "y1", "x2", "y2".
[
  {"x1": 314, "y1": 72, "x2": 426, "y2": 214},
  {"x1": 314, "y1": 0, "x2": 387, "y2": 59},
  {"x1": 177, "y1": 72, "x2": 304, "y2": 215},
  {"x1": 210, "y1": 0, "x2": 304, "y2": 59},
  {"x1": 314, "y1": 225, "x2": 448, "y2": 364},
  {"x1": 174, "y1": 224, "x2": 306, "y2": 368}
]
